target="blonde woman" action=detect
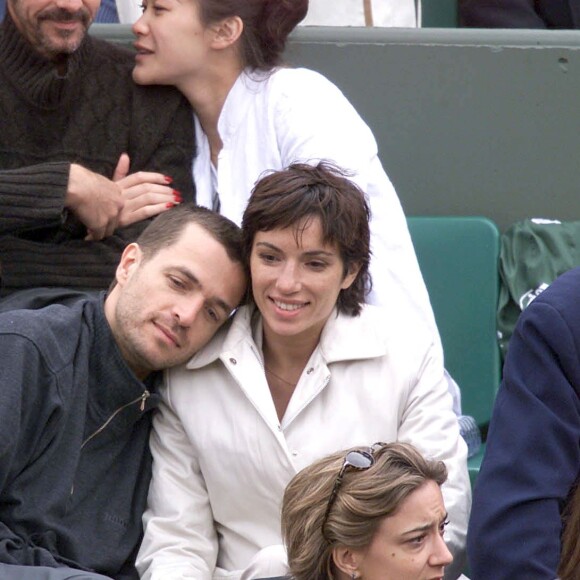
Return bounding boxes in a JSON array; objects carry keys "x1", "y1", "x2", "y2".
[{"x1": 282, "y1": 442, "x2": 452, "y2": 580}]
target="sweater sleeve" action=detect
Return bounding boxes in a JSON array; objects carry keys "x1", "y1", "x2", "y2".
[
  {"x1": 0, "y1": 220, "x2": 148, "y2": 293},
  {"x1": 0, "y1": 332, "x2": 65, "y2": 568},
  {"x1": 459, "y1": 0, "x2": 548, "y2": 28},
  {"x1": 0, "y1": 162, "x2": 69, "y2": 236},
  {"x1": 467, "y1": 300, "x2": 580, "y2": 578},
  {"x1": 0, "y1": 78, "x2": 195, "y2": 294}
]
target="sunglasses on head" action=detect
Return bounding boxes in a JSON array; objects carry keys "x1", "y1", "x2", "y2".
[{"x1": 321, "y1": 442, "x2": 386, "y2": 541}]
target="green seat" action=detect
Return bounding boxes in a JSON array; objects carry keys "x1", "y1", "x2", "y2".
[
  {"x1": 407, "y1": 216, "x2": 501, "y2": 485},
  {"x1": 422, "y1": 0, "x2": 458, "y2": 27}
]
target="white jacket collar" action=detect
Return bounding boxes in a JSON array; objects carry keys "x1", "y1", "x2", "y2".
[
  {"x1": 216, "y1": 69, "x2": 270, "y2": 142},
  {"x1": 185, "y1": 303, "x2": 390, "y2": 370}
]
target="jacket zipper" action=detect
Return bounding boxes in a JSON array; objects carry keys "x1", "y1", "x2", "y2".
[
  {"x1": 70, "y1": 390, "x2": 150, "y2": 496},
  {"x1": 80, "y1": 389, "x2": 151, "y2": 450}
]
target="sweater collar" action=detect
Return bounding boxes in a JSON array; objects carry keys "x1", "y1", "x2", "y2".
[{"x1": 0, "y1": 12, "x2": 91, "y2": 108}]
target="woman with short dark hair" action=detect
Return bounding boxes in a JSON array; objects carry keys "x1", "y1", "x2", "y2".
[{"x1": 136, "y1": 163, "x2": 469, "y2": 580}]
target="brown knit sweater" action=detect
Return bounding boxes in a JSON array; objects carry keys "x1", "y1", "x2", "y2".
[{"x1": 0, "y1": 15, "x2": 195, "y2": 295}]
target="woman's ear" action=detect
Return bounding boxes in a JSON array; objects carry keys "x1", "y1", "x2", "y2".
[
  {"x1": 341, "y1": 262, "x2": 361, "y2": 291},
  {"x1": 332, "y1": 545, "x2": 362, "y2": 579},
  {"x1": 211, "y1": 15, "x2": 243, "y2": 50}
]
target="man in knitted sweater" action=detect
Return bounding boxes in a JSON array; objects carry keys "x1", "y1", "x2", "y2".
[
  {"x1": 0, "y1": 0, "x2": 195, "y2": 301},
  {"x1": 0, "y1": 203, "x2": 247, "y2": 580}
]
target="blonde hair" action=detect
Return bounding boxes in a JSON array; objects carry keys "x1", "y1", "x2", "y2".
[{"x1": 281, "y1": 442, "x2": 447, "y2": 580}]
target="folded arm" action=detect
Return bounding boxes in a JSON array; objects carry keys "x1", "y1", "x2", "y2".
[
  {"x1": 468, "y1": 300, "x2": 580, "y2": 578},
  {"x1": 459, "y1": 0, "x2": 548, "y2": 28}
]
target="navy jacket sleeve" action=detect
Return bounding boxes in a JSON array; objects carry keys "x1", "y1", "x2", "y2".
[
  {"x1": 459, "y1": 0, "x2": 552, "y2": 28},
  {"x1": 467, "y1": 268, "x2": 580, "y2": 579},
  {"x1": 0, "y1": 332, "x2": 65, "y2": 568}
]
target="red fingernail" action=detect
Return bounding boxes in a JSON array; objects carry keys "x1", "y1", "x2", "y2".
[
  {"x1": 173, "y1": 190, "x2": 183, "y2": 202},
  {"x1": 164, "y1": 176, "x2": 173, "y2": 184},
  {"x1": 166, "y1": 202, "x2": 175, "y2": 208}
]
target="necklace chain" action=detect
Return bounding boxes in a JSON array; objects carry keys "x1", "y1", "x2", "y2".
[{"x1": 264, "y1": 366, "x2": 297, "y2": 387}]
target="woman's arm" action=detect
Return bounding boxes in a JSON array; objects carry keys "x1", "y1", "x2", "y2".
[
  {"x1": 136, "y1": 392, "x2": 219, "y2": 580},
  {"x1": 273, "y1": 68, "x2": 435, "y2": 330},
  {"x1": 396, "y1": 338, "x2": 471, "y2": 579}
]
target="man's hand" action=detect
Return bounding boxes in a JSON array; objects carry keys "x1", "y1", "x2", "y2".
[{"x1": 66, "y1": 163, "x2": 125, "y2": 241}]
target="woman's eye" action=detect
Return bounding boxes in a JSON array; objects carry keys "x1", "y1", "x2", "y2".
[
  {"x1": 408, "y1": 534, "x2": 427, "y2": 546},
  {"x1": 307, "y1": 261, "x2": 326, "y2": 270},
  {"x1": 259, "y1": 253, "x2": 278, "y2": 264},
  {"x1": 439, "y1": 519, "x2": 450, "y2": 536}
]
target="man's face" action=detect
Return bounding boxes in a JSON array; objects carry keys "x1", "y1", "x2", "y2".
[
  {"x1": 105, "y1": 222, "x2": 247, "y2": 379},
  {"x1": 8, "y1": 0, "x2": 100, "y2": 60}
]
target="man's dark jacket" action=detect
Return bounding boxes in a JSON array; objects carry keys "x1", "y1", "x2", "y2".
[
  {"x1": 0, "y1": 295, "x2": 160, "y2": 579},
  {"x1": 460, "y1": 0, "x2": 580, "y2": 28}
]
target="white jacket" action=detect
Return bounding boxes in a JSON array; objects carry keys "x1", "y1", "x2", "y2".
[{"x1": 137, "y1": 304, "x2": 470, "y2": 579}]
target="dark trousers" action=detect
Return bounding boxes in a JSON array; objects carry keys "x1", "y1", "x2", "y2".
[{"x1": 0, "y1": 564, "x2": 111, "y2": 579}]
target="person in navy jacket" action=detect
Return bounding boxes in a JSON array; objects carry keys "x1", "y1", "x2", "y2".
[
  {"x1": 467, "y1": 266, "x2": 580, "y2": 578},
  {"x1": 459, "y1": 0, "x2": 580, "y2": 28}
]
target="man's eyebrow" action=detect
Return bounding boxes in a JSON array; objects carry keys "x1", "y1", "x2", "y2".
[
  {"x1": 171, "y1": 266, "x2": 199, "y2": 286},
  {"x1": 170, "y1": 267, "x2": 234, "y2": 315}
]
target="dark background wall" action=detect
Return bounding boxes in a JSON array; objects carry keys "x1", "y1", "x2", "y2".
[{"x1": 93, "y1": 25, "x2": 580, "y2": 231}]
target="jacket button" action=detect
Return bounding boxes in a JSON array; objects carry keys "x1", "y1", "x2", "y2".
[{"x1": 229, "y1": 358, "x2": 237, "y2": 365}]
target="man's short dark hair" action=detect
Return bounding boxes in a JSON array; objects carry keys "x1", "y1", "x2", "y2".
[{"x1": 138, "y1": 203, "x2": 244, "y2": 267}]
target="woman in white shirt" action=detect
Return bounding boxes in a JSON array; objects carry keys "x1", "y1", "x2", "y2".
[
  {"x1": 301, "y1": 0, "x2": 421, "y2": 27},
  {"x1": 136, "y1": 163, "x2": 470, "y2": 580},
  {"x1": 131, "y1": 0, "x2": 436, "y2": 327}
]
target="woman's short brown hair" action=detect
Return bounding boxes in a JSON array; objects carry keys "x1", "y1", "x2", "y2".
[
  {"x1": 281, "y1": 442, "x2": 447, "y2": 580},
  {"x1": 241, "y1": 161, "x2": 372, "y2": 316}
]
